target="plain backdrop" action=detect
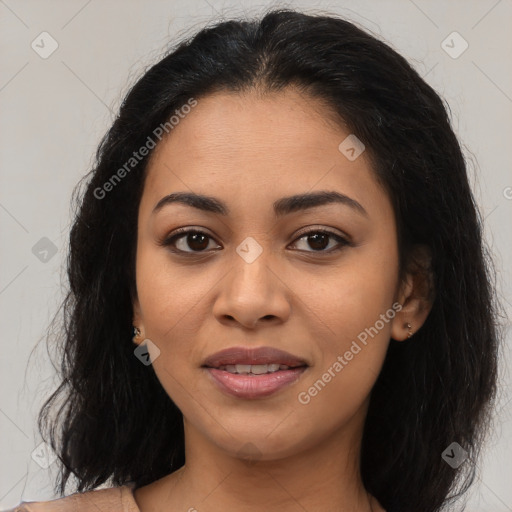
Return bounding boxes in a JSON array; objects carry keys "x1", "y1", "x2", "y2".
[{"x1": 1, "y1": 0, "x2": 511, "y2": 510}]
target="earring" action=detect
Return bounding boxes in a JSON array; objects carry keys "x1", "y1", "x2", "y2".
[
  {"x1": 133, "y1": 326, "x2": 142, "y2": 342},
  {"x1": 405, "y1": 322, "x2": 413, "y2": 338}
]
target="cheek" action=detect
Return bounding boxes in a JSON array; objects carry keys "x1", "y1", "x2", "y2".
[
  {"x1": 303, "y1": 242, "x2": 399, "y2": 342},
  {"x1": 292, "y1": 266, "x2": 398, "y2": 431},
  {"x1": 134, "y1": 244, "x2": 225, "y2": 404},
  {"x1": 293, "y1": 239, "x2": 399, "y2": 392},
  {"x1": 135, "y1": 241, "x2": 212, "y2": 335}
]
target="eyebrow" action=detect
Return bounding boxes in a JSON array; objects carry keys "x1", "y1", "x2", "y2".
[{"x1": 152, "y1": 190, "x2": 368, "y2": 218}]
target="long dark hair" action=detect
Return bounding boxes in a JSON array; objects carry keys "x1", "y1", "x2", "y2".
[{"x1": 36, "y1": 8, "x2": 502, "y2": 512}]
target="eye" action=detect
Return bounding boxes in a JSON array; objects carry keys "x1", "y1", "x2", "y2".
[
  {"x1": 289, "y1": 228, "x2": 350, "y2": 253},
  {"x1": 160, "y1": 227, "x2": 350, "y2": 255},
  {"x1": 160, "y1": 228, "x2": 221, "y2": 254}
]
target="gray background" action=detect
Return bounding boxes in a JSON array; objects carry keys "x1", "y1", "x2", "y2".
[{"x1": 1, "y1": 0, "x2": 511, "y2": 510}]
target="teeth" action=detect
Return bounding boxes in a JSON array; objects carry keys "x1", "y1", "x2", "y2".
[
  {"x1": 218, "y1": 363, "x2": 288, "y2": 374},
  {"x1": 244, "y1": 364, "x2": 267, "y2": 375},
  {"x1": 236, "y1": 364, "x2": 252, "y2": 374}
]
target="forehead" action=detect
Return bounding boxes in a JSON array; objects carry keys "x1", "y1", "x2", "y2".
[
  {"x1": 148, "y1": 88, "x2": 349, "y2": 170},
  {"x1": 141, "y1": 88, "x2": 390, "y2": 220}
]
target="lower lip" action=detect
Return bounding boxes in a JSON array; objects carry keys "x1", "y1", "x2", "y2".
[{"x1": 204, "y1": 367, "x2": 308, "y2": 399}]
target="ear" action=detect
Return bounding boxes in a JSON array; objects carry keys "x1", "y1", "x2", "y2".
[
  {"x1": 132, "y1": 296, "x2": 145, "y2": 346},
  {"x1": 391, "y1": 244, "x2": 435, "y2": 341}
]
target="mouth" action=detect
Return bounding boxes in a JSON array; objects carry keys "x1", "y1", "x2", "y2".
[
  {"x1": 201, "y1": 346, "x2": 309, "y2": 399},
  {"x1": 201, "y1": 345, "x2": 309, "y2": 370},
  {"x1": 208, "y1": 363, "x2": 306, "y2": 375}
]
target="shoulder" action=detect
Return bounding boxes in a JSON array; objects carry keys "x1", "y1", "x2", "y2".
[{"x1": 5, "y1": 483, "x2": 139, "y2": 512}]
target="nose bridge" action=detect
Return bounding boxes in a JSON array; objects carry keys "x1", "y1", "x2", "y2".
[
  {"x1": 213, "y1": 235, "x2": 290, "y2": 327},
  {"x1": 230, "y1": 235, "x2": 275, "y2": 303}
]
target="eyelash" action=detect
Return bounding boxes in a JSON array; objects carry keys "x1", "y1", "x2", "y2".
[{"x1": 159, "y1": 227, "x2": 351, "y2": 256}]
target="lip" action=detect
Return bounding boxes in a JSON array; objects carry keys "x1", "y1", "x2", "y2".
[
  {"x1": 204, "y1": 366, "x2": 308, "y2": 399},
  {"x1": 201, "y1": 346, "x2": 309, "y2": 400},
  {"x1": 202, "y1": 346, "x2": 308, "y2": 368}
]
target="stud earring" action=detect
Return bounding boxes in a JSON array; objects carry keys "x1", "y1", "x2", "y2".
[
  {"x1": 133, "y1": 326, "x2": 142, "y2": 342},
  {"x1": 405, "y1": 322, "x2": 413, "y2": 338}
]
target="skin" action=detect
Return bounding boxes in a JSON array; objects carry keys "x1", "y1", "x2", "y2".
[{"x1": 132, "y1": 87, "x2": 433, "y2": 512}]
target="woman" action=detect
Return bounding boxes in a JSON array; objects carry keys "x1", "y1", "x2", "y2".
[{"x1": 9, "y1": 8, "x2": 501, "y2": 512}]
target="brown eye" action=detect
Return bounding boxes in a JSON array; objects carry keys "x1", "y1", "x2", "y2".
[
  {"x1": 305, "y1": 232, "x2": 330, "y2": 251},
  {"x1": 161, "y1": 229, "x2": 220, "y2": 253},
  {"x1": 182, "y1": 232, "x2": 210, "y2": 251},
  {"x1": 290, "y1": 229, "x2": 350, "y2": 253},
  {"x1": 160, "y1": 227, "x2": 350, "y2": 256}
]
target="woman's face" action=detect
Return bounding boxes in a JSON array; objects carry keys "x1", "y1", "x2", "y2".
[{"x1": 133, "y1": 87, "x2": 405, "y2": 461}]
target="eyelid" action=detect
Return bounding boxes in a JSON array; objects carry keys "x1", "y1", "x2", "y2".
[
  {"x1": 158, "y1": 226, "x2": 219, "y2": 247},
  {"x1": 292, "y1": 224, "x2": 351, "y2": 242}
]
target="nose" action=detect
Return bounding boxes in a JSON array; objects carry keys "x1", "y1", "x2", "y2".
[{"x1": 212, "y1": 248, "x2": 291, "y2": 329}]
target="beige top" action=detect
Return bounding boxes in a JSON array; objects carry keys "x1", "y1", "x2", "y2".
[{"x1": 5, "y1": 483, "x2": 140, "y2": 512}]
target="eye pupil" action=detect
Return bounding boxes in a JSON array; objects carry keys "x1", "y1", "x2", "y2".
[
  {"x1": 188, "y1": 232, "x2": 209, "y2": 251},
  {"x1": 308, "y1": 233, "x2": 329, "y2": 251}
]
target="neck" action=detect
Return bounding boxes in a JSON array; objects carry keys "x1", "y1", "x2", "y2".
[{"x1": 139, "y1": 409, "x2": 383, "y2": 512}]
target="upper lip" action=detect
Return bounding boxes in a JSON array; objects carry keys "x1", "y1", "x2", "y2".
[{"x1": 202, "y1": 346, "x2": 309, "y2": 368}]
